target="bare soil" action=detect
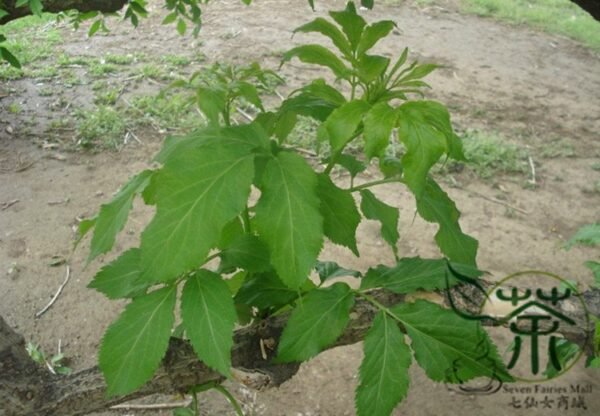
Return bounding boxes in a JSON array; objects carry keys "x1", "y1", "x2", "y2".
[{"x1": 1, "y1": 0, "x2": 599, "y2": 415}]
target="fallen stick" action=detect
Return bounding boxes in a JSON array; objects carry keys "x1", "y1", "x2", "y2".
[
  {"x1": 1, "y1": 199, "x2": 19, "y2": 210},
  {"x1": 528, "y1": 156, "x2": 537, "y2": 185},
  {"x1": 468, "y1": 190, "x2": 531, "y2": 215},
  {"x1": 110, "y1": 399, "x2": 192, "y2": 410},
  {"x1": 35, "y1": 265, "x2": 71, "y2": 318}
]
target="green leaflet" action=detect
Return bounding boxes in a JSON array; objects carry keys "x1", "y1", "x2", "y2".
[
  {"x1": 356, "y1": 54, "x2": 390, "y2": 83},
  {"x1": 235, "y1": 271, "x2": 308, "y2": 311},
  {"x1": 329, "y1": 2, "x2": 366, "y2": 52},
  {"x1": 154, "y1": 124, "x2": 270, "y2": 164},
  {"x1": 282, "y1": 44, "x2": 350, "y2": 79},
  {"x1": 392, "y1": 300, "x2": 512, "y2": 383},
  {"x1": 99, "y1": 286, "x2": 176, "y2": 396},
  {"x1": 196, "y1": 86, "x2": 227, "y2": 125},
  {"x1": 255, "y1": 151, "x2": 324, "y2": 289},
  {"x1": 359, "y1": 189, "x2": 399, "y2": 253},
  {"x1": 181, "y1": 270, "x2": 236, "y2": 377},
  {"x1": 564, "y1": 223, "x2": 600, "y2": 249},
  {"x1": 415, "y1": 177, "x2": 478, "y2": 266},
  {"x1": 218, "y1": 234, "x2": 271, "y2": 273},
  {"x1": 356, "y1": 311, "x2": 411, "y2": 416},
  {"x1": 277, "y1": 282, "x2": 355, "y2": 362},
  {"x1": 320, "y1": 100, "x2": 370, "y2": 152},
  {"x1": 585, "y1": 261, "x2": 600, "y2": 287},
  {"x1": 140, "y1": 141, "x2": 255, "y2": 283},
  {"x1": 363, "y1": 102, "x2": 397, "y2": 159},
  {"x1": 543, "y1": 338, "x2": 580, "y2": 379},
  {"x1": 280, "y1": 79, "x2": 346, "y2": 122},
  {"x1": 361, "y1": 257, "x2": 458, "y2": 293},
  {"x1": 397, "y1": 102, "x2": 448, "y2": 198},
  {"x1": 334, "y1": 153, "x2": 367, "y2": 179},
  {"x1": 315, "y1": 261, "x2": 361, "y2": 284},
  {"x1": 294, "y1": 17, "x2": 352, "y2": 59},
  {"x1": 88, "y1": 248, "x2": 147, "y2": 299},
  {"x1": 357, "y1": 20, "x2": 396, "y2": 56},
  {"x1": 88, "y1": 170, "x2": 153, "y2": 262},
  {"x1": 317, "y1": 174, "x2": 361, "y2": 256}
]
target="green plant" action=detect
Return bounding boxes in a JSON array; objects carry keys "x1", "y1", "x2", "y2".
[
  {"x1": 75, "y1": 106, "x2": 127, "y2": 149},
  {"x1": 451, "y1": 129, "x2": 528, "y2": 178},
  {"x1": 80, "y1": 3, "x2": 512, "y2": 416},
  {"x1": 26, "y1": 341, "x2": 72, "y2": 375}
]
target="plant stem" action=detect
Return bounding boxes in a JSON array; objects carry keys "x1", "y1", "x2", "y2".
[
  {"x1": 355, "y1": 290, "x2": 403, "y2": 324},
  {"x1": 242, "y1": 206, "x2": 252, "y2": 233},
  {"x1": 349, "y1": 177, "x2": 403, "y2": 192},
  {"x1": 213, "y1": 384, "x2": 245, "y2": 416},
  {"x1": 323, "y1": 130, "x2": 363, "y2": 175}
]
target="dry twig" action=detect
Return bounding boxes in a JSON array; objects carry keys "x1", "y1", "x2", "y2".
[
  {"x1": 110, "y1": 399, "x2": 192, "y2": 410},
  {"x1": 1, "y1": 199, "x2": 19, "y2": 210},
  {"x1": 468, "y1": 189, "x2": 531, "y2": 215},
  {"x1": 35, "y1": 265, "x2": 71, "y2": 318},
  {"x1": 528, "y1": 156, "x2": 537, "y2": 185}
]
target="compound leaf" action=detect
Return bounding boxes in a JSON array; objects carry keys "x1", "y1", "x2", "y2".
[
  {"x1": 140, "y1": 141, "x2": 254, "y2": 283},
  {"x1": 99, "y1": 286, "x2": 176, "y2": 396},
  {"x1": 255, "y1": 151, "x2": 323, "y2": 288},
  {"x1": 392, "y1": 300, "x2": 512, "y2": 383},
  {"x1": 356, "y1": 311, "x2": 411, "y2": 416},
  {"x1": 89, "y1": 170, "x2": 153, "y2": 262},
  {"x1": 181, "y1": 270, "x2": 236, "y2": 377},
  {"x1": 317, "y1": 174, "x2": 361, "y2": 255},
  {"x1": 360, "y1": 189, "x2": 399, "y2": 253},
  {"x1": 415, "y1": 177, "x2": 478, "y2": 266},
  {"x1": 277, "y1": 282, "x2": 355, "y2": 362}
]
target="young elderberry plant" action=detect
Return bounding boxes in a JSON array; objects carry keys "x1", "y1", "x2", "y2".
[{"x1": 81, "y1": 2, "x2": 512, "y2": 415}]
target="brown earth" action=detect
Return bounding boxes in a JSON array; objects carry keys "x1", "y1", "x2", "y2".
[{"x1": 1, "y1": 0, "x2": 600, "y2": 415}]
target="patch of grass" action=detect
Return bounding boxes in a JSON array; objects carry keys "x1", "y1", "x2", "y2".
[
  {"x1": 461, "y1": 0, "x2": 600, "y2": 50},
  {"x1": 88, "y1": 62, "x2": 118, "y2": 77},
  {"x1": 104, "y1": 53, "x2": 135, "y2": 65},
  {"x1": 591, "y1": 162, "x2": 600, "y2": 171},
  {"x1": 128, "y1": 93, "x2": 200, "y2": 132},
  {"x1": 161, "y1": 54, "x2": 192, "y2": 67},
  {"x1": 7, "y1": 102, "x2": 22, "y2": 114},
  {"x1": 442, "y1": 130, "x2": 528, "y2": 179},
  {"x1": 27, "y1": 65, "x2": 59, "y2": 79},
  {"x1": 57, "y1": 54, "x2": 94, "y2": 67},
  {"x1": 38, "y1": 86, "x2": 55, "y2": 97},
  {"x1": 0, "y1": 15, "x2": 63, "y2": 79},
  {"x1": 138, "y1": 64, "x2": 170, "y2": 81},
  {"x1": 94, "y1": 88, "x2": 121, "y2": 106},
  {"x1": 75, "y1": 106, "x2": 127, "y2": 150},
  {"x1": 540, "y1": 137, "x2": 576, "y2": 158}
]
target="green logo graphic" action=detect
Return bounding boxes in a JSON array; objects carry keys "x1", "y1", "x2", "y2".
[{"x1": 482, "y1": 271, "x2": 591, "y2": 382}]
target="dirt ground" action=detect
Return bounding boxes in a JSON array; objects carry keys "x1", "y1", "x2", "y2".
[{"x1": 1, "y1": 0, "x2": 600, "y2": 414}]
